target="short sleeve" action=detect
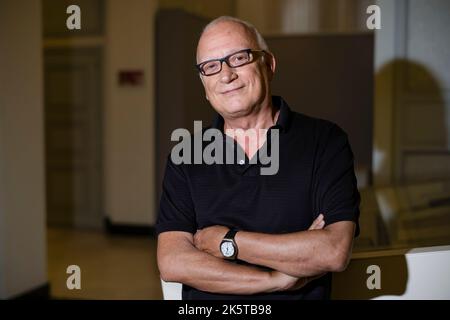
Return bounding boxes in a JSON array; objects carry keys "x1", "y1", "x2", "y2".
[
  {"x1": 155, "y1": 156, "x2": 197, "y2": 235},
  {"x1": 312, "y1": 123, "x2": 361, "y2": 237}
]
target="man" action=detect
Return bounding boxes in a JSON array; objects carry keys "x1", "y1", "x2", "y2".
[{"x1": 156, "y1": 16, "x2": 360, "y2": 300}]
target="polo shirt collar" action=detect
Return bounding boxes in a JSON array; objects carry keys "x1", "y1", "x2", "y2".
[{"x1": 212, "y1": 95, "x2": 292, "y2": 133}]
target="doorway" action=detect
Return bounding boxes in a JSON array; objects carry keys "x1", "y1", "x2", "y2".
[{"x1": 44, "y1": 48, "x2": 103, "y2": 228}]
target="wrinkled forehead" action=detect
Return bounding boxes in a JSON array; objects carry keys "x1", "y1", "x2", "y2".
[{"x1": 196, "y1": 21, "x2": 259, "y2": 63}]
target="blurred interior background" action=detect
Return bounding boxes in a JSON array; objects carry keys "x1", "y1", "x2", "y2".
[{"x1": 0, "y1": 0, "x2": 449, "y2": 299}]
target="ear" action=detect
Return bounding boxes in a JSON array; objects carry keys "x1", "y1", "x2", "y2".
[{"x1": 265, "y1": 52, "x2": 276, "y2": 81}]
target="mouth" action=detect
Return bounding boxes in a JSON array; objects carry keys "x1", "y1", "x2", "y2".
[{"x1": 221, "y1": 86, "x2": 244, "y2": 95}]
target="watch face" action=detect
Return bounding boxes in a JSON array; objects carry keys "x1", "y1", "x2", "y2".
[{"x1": 220, "y1": 241, "x2": 235, "y2": 257}]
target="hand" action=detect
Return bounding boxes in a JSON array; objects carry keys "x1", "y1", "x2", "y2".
[
  {"x1": 270, "y1": 214, "x2": 326, "y2": 292},
  {"x1": 270, "y1": 270, "x2": 326, "y2": 292},
  {"x1": 270, "y1": 271, "x2": 309, "y2": 291},
  {"x1": 194, "y1": 225, "x2": 229, "y2": 258},
  {"x1": 309, "y1": 213, "x2": 325, "y2": 230}
]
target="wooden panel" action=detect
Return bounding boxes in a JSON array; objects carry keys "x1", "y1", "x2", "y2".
[
  {"x1": 403, "y1": 152, "x2": 450, "y2": 182},
  {"x1": 401, "y1": 180, "x2": 450, "y2": 210}
]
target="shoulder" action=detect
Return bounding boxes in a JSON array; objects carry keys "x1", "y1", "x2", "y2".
[{"x1": 289, "y1": 110, "x2": 347, "y2": 142}]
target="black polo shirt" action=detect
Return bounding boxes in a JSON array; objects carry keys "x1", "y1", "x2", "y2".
[{"x1": 156, "y1": 96, "x2": 360, "y2": 300}]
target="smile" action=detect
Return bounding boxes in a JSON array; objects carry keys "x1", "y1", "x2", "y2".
[{"x1": 221, "y1": 86, "x2": 244, "y2": 94}]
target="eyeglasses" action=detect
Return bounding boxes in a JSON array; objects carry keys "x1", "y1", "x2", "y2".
[{"x1": 196, "y1": 48, "x2": 266, "y2": 76}]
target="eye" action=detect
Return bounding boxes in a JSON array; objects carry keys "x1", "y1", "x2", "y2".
[
  {"x1": 230, "y1": 52, "x2": 250, "y2": 66},
  {"x1": 202, "y1": 61, "x2": 220, "y2": 74}
]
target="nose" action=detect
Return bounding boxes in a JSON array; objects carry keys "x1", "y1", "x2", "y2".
[{"x1": 219, "y1": 63, "x2": 237, "y2": 83}]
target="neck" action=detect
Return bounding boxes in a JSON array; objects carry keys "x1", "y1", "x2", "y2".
[{"x1": 223, "y1": 101, "x2": 279, "y2": 131}]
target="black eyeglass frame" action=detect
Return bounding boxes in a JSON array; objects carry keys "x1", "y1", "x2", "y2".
[{"x1": 195, "y1": 48, "x2": 266, "y2": 76}]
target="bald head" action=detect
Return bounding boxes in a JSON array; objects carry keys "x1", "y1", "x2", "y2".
[{"x1": 196, "y1": 16, "x2": 269, "y2": 63}]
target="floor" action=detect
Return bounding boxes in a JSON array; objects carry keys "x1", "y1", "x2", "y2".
[{"x1": 47, "y1": 228, "x2": 163, "y2": 300}]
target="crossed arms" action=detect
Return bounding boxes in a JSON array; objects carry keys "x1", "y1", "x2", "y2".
[{"x1": 157, "y1": 214, "x2": 356, "y2": 295}]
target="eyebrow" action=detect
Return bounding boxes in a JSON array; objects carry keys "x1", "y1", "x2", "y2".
[{"x1": 197, "y1": 48, "x2": 249, "y2": 64}]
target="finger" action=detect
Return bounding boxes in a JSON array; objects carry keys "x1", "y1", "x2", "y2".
[
  {"x1": 308, "y1": 214, "x2": 324, "y2": 230},
  {"x1": 193, "y1": 231, "x2": 200, "y2": 246},
  {"x1": 310, "y1": 215, "x2": 322, "y2": 229},
  {"x1": 311, "y1": 216, "x2": 325, "y2": 230},
  {"x1": 308, "y1": 221, "x2": 317, "y2": 230},
  {"x1": 318, "y1": 220, "x2": 325, "y2": 229}
]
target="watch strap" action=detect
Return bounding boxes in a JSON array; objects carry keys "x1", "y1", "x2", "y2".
[{"x1": 224, "y1": 228, "x2": 238, "y2": 240}]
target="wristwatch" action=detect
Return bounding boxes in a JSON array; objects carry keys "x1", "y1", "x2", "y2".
[{"x1": 220, "y1": 228, "x2": 239, "y2": 260}]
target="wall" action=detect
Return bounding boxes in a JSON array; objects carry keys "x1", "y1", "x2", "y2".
[
  {"x1": 154, "y1": 10, "x2": 213, "y2": 207},
  {"x1": 373, "y1": 0, "x2": 396, "y2": 186},
  {"x1": 236, "y1": 0, "x2": 373, "y2": 35},
  {"x1": 393, "y1": 0, "x2": 450, "y2": 183},
  {"x1": 374, "y1": 0, "x2": 450, "y2": 185},
  {"x1": 267, "y1": 34, "x2": 373, "y2": 180},
  {"x1": 104, "y1": 0, "x2": 157, "y2": 225},
  {"x1": 159, "y1": 0, "x2": 235, "y2": 18},
  {"x1": 0, "y1": 0, "x2": 47, "y2": 298},
  {"x1": 159, "y1": 0, "x2": 373, "y2": 35}
]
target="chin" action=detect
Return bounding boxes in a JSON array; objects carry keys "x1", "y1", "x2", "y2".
[
  {"x1": 220, "y1": 98, "x2": 251, "y2": 116},
  {"x1": 222, "y1": 105, "x2": 250, "y2": 118}
]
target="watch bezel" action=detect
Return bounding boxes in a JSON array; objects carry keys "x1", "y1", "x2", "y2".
[{"x1": 220, "y1": 238, "x2": 238, "y2": 260}]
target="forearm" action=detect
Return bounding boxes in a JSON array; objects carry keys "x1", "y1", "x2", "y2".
[
  {"x1": 158, "y1": 233, "x2": 280, "y2": 295},
  {"x1": 235, "y1": 228, "x2": 349, "y2": 277}
]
